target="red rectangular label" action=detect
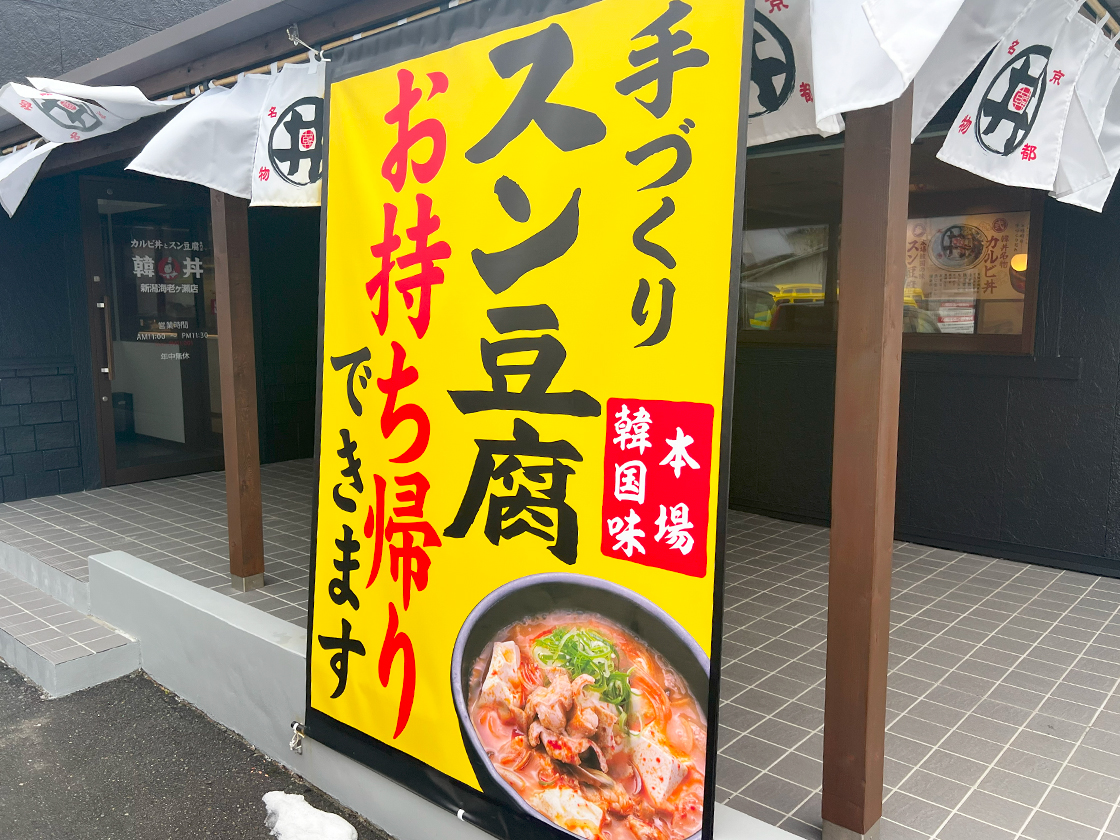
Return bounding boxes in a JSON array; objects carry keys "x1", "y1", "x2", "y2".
[{"x1": 600, "y1": 398, "x2": 715, "y2": 577}]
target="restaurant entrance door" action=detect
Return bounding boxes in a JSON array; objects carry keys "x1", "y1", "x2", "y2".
[{"x1": 81, "y1": 176, "x2": 224, "y2": 486}]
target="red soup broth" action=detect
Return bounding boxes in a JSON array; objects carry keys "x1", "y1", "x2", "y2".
[{"x1": 468, "y1": 611, "x2": 707, "y2": 840}]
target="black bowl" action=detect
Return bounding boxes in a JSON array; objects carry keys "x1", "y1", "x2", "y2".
[{"x1": 450, "y1": 572, "x2": 710, "y2": 839}]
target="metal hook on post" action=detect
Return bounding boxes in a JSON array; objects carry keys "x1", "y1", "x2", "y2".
[{"x1": 286, "y1": 23, "x2": 328, "y2": 61}]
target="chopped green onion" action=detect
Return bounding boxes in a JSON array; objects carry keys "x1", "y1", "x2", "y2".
[{"x1": 532, "y1": 626, "x2": 632, "y2": 713}]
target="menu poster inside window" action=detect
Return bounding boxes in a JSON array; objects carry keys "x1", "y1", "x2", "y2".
[
  {"x1": 306, "y1": 1, "x2": 749, "y2": 839},
  {"x1": 905, "y1": 212, "x2": 1030, "y2": 335}
]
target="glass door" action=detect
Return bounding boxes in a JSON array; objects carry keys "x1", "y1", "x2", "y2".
[{"x1": 81, "y1": 176, "x2": 224, "y2": 485}]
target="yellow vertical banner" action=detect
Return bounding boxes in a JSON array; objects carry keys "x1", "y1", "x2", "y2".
[{"x1": 308, "y1": 1, "x2": 748, "y2": 838}]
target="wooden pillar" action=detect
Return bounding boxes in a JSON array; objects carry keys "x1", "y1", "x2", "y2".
[
  {"x1": 821, "y1": 87, "x2": 912, "y2": 840},
  {"x1": 211, "y1": 189, "x2": 265, "y2": 591}
]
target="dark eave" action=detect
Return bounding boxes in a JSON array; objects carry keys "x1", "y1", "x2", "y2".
[{"x1": 0, "y1": 0, "x2": 427, "y2": 149}]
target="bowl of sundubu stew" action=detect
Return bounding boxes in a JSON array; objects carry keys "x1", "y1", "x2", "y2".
[{"x1": 451, "y1": 573, "x2": 710, "y2": 840}]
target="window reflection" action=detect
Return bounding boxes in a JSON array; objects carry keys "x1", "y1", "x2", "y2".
[
  {"x1": 739, "y1": 136, "x2": 1034, "y2": 342},
  {"x1": 740, "y1": 225, "x2": 829, "y2": 331}
]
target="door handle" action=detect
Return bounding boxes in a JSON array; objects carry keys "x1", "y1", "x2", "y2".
[{"x1": 100, "y1": 296, "x2": 114, "y2": 381}]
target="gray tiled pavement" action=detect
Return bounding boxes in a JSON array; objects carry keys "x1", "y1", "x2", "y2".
[
  {"x1": 718, "y1": 513, "x2": 1120, "y2": 840},
  {"x1": 5, "y1": 467, "x2": 1120, "y2": 839},
  {"x1": 0, "y1": 568, "x2": 127, "y2": 663},
  {"x1": 0, "y1": 460, "x2": 313, "y2": 627}
]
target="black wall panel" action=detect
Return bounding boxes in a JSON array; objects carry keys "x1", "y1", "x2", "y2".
[
  {"x1": 0, "y1": 173, "x2": 97, "y2": 499},
  {"x1": 249, "y1": 207, "x2": 321, "y2": 465},
  {"x1": 999, "y1": 377, "x2": 1111, "y2": 558},
  {"x1": 0, "y1": 178, "x2": 76, "y2": 360},
  {"x1": 900, "y1": 374, "x2": 1009, "y2": 542},
  {"x1": 730, "y1": 347, "x2": 834, "y2": 523}
]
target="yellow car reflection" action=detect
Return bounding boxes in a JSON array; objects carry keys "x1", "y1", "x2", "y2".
[
  {"x1": 744, "y1": 283, "x2": 926, "y2": 331},
  {"x1": 771, "y1": 282, "x2": 824, "y2": 305},
  {"x1": 773, "y1": 283, "x2": 924, "y2": 308}
]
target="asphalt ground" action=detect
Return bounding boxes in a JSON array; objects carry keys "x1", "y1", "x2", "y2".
[{"x1": 0, "y1": 660, "x2": 393, "y2": 840}]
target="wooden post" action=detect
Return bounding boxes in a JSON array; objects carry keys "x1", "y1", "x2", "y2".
[
  {"x1": 821, "y1": 87, "x2": 912, "y2": 840},
  {"x1": 211, "y1": 190, "x2": 265, "y2": 591}
]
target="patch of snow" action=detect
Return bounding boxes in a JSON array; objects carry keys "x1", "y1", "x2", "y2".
[{"x1": 263, "y1": 791, "x2": 358, "y2": 840}]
